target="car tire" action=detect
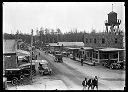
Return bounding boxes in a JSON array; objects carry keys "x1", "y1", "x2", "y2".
[
  {"x1": 20, "y1": 75, "x2": 24, "y2": 80},
  {"x1": 12, "y1": 77, "x2": 18, "y2": 85}
]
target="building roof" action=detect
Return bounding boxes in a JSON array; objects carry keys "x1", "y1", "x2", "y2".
[
  {"x1": 49, "y1": 43, "x2": 61, "y2": 47},
  {"x1": 58, "y1": 42, "x2": 84, "y2": 47},
  {"x1": 49, "y1": 42, "x2": 84, "y2": 47},
  {"x1": 99, "y1": 48, "x2": 125, "y2": 52},
  {"x1": 3, "y1": 39, "x2": 17, "y2": 54}
]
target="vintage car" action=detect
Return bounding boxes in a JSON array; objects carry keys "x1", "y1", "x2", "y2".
[
  {"x1": 53, "y1": 51, "x2": 61, "y2": 55},
  {"x1": 3, "y1": 77, "x2": 8, "y2": 90},
  {"x1": 19, "y1": 63, "x2": 36, "y2": 76},
  {"x1": 54, "y1": 54, "x2": 63, "y2": 63},
  {"x1": 102, "y1": 59, "x2": 124, "y2": 69},
  {"x1": 62, "y1": 51, "x2": 67, "y2": 57},
  {"x1": 38, "y1": 61, "x2": 52, "y2": 75},
  {"x1": 4, "y1": 68, "x2": 24, "y2": 85}
]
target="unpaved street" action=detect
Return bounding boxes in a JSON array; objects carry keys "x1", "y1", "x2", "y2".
[{"x1": 37, "y1": 49, "x2": 125, "y2": 90}]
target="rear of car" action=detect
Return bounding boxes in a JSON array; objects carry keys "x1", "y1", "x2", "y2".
[
  {"x1": 55, "y1": 54, "x2": 63, "y2": 63},
  {"x1": 4, "y1": 68, "x2": 24, "y2": 85},
  {"x1": 38, "y1": 64, "x2": 52, "y2": 75}
]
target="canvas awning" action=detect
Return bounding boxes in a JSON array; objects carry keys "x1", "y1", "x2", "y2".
[{"x1": 99, "y1": 48, "x2": 125, "y2": 52}]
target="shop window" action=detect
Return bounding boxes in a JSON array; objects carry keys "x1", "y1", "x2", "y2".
[{"x1": 102, "y1": 38, "x2": 105, "y2": 44}]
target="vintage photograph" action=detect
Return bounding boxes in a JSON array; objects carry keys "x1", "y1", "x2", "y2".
[{"x1": 3, "y1": 2, "x2": 125, "y2": 90}]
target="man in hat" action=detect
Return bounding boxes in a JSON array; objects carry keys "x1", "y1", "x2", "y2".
[{"x1": 82, "y1": 77, "x2": 87, "y2": 90}]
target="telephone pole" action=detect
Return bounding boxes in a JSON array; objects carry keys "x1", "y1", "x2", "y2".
[{"x1": 30, "y1": 29, "x2": 33, "y2": 82}]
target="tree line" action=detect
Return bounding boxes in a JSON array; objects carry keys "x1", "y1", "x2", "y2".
[{"x1": 3, "y1": 28, "x2": 88, "y2": 47}]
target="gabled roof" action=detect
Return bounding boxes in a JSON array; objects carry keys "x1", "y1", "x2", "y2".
[{"x1": 3, "y1": 39, "x2": 17, "y2": 54}]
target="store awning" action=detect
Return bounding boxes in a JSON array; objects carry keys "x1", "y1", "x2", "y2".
[
  {"x1": 99, "y1": 48, "x2": 125, "y2": 52},
  {"x1": 82, "y1": 47, "x2": 93, "y2": 50}
]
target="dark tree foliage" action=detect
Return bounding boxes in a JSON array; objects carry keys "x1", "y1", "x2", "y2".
[{"x1": 3, "y1": 28, "x2": 87, "y2": 47}]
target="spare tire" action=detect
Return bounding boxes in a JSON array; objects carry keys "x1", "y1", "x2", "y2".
[
  {"x1": 20, "y1": 75, "x2": 24, "y2": 80},
  {"x1": 12, "y1": 77, "x2": 18, "y2": 85}
]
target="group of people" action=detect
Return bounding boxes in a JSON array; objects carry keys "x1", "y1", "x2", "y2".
[{"x1": 82, "y1": 76, "x2": 98, "y2": 90}]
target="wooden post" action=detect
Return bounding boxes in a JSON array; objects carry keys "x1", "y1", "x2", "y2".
[
  {"x1": 30, "y1": 29, "x2": 33, "y2": 81},
  {"x1": 118, "y1": 51, "x2": 119, "y2": 62},
  {"x1": 98, "y1": 50, "x2": 100, "y2": 63},
  {"x1": 92, "y1": 50, "x2": 93, "y2": 62}
]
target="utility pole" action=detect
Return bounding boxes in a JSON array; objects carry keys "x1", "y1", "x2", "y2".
[{"x1": 30, "y1": 29, "x2": 33, "y2": 82}]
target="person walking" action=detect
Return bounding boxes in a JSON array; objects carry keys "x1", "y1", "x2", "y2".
[
  {"x1": 92, "y1": 76, "x2": 98, "y2": 90},
  {"x1": 82, "y1": 77, "x2": 87, "y2": 90},
  {"x1": 87, "y1": 78, "x2": 93, "y2": 90}
]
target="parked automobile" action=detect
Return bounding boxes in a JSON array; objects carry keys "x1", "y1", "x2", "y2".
[
  {"x1": 19, "y1": 63, "x2": 36, "y2": 76},
  {"x1": 62, "y1": 51, "x2": 67, "y2": 57},
  {"x1": 4, "y1": 68, "x2": 24, "y2": 85},
  {"x1": 38, "y1": 62, "x2": 52, "y2": 75},
  {"x1": 54, "y1": 54, "x2": 63, "y2": 63},
  {"x1": 3, "y1": 77, "x2": 8, "y2": 90},
  {"x1": 54, "y1": 51, "x2": 61, "y2": 56},
  {"x1": 102, "y1": 60, "x2": 124, "y2": 69}
]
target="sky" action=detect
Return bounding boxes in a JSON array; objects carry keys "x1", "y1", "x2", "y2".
[{"x1": 3, "y1": 2, "x2": 125, "y2": 35}]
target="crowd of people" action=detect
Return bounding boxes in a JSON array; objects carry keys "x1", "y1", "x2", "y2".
[{"x1": 82, "y1": 76, "x2": 98, "y2": 90}]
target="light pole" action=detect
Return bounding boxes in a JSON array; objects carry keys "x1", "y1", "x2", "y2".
[{"x1": 30, "y1": 29, "x2": 33, "y2": 82}]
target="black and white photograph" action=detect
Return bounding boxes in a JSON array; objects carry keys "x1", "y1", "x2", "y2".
[{"x1": 3, "y1": 2, "x2": 125, "y2": 90}]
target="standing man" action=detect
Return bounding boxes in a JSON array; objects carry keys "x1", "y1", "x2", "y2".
[
  {"x1": 82, "y1": 77, "x2": 87, "y2": 90},
  {"x1": 81, "y1": 57, "x2": 84, "y2": 66}
]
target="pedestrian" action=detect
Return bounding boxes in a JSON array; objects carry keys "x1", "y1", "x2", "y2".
[
  {"x1": 82, "y1": 77, "x2": 87, "y2": 90},
  {"x1": 92, "y1": 76, "x2": 98, "y2": 90},
  {"x1": 87, "y1": 78, "x2": 93, "y2": 90},
  {"x1": 81, "y1": 58, "x2": 84, "y2": 66},
  {"x1": 93, "y1": 61, "x2": 95, "y2": 66}
]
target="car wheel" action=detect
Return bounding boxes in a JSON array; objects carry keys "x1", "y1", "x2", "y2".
[
  {"x1": 12, "y1": 77, "x2": 18, "y2": 85},
  {"x1": 20, "y1": 75, "x2": 24, "y2": 80}
]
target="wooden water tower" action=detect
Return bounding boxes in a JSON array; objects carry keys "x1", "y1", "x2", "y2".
[{"x1": 105, "y1": 4, "x2": 121, "y2": 33}]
